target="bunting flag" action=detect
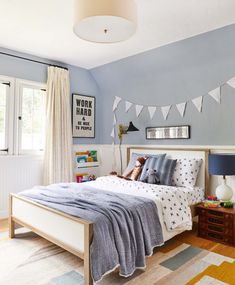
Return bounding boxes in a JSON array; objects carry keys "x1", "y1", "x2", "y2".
[
  {"x1": 113, "y1": 113, "x2": 117, "y2": 125},
  {"x1": 227, "y1": 76, "x2": 235, "y2": 89},
  {"x1": 110, "y1": 128, "x2": 115, "y2": 138},
  {"x1": 161, "y1": 105, "x2": 171, "y2": 120},
  {"x1": 176, "y1": 102, "x2": 187, "y2": 117},
  {"x1": 208, "y1": 87, "x2": 221, "y2": 103},
  {"x1": 111, "y1": 74, "x2": 235, "y2": 122},
  {"x1": 112, "y1": 96, "x2": 122, "y2": 111},
  {"x1": 192, "y1": 96, "x2": 203, "y2": 112},
  {"x1": 136, "y1": 105, "x2": 144, "y2": 117},
  {"x1": 125, "y1": 101, "x2": 133, "y2": 112},
  {"x1": 148, "y1": 106, "x2": 156, "y2": 119}
]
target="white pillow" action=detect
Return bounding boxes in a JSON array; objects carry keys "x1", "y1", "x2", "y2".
[{"x1": 171, "y1": 158, "x2": 202, "y2": 187}]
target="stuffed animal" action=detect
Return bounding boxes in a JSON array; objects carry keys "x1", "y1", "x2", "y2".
[
  {"x1": 109, "y1": 171, "x2": 131, "y2": 180},
  {"x1": 143, "y1": 169, "x2": 160, "y2": 184},
  {"x1": 123, "y1": 156, "x2": 147, "y2": 181}
]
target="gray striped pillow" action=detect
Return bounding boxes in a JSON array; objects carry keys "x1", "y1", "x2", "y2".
[
  {"x1": 139, "y1": 155, "x2": 166, "y2": 182},
  {"x1": 159, "y1": 158, "x2": 177, "y2": 186}
]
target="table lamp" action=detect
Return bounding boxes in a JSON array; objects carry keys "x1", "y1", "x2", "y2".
[{"x1": 209, "y1": 154, "x2": 235, "y2": 201}]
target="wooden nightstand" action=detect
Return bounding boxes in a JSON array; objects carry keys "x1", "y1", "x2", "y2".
[{"x1": 197, "y1": 204, "x2": 235, "y2": 246}]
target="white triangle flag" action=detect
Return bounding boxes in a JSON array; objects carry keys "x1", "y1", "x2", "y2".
[
  {"x1": 148, "y1": 106, "x2": 156, "y2": 119},
  {"x1": 136, "y1": 105, "x2": 144, "y2": 117},
  {"x1": 176, "y1": 102, "x2": 186, "y2": 117},
  {"x1": 110, "y1": 128, "x2": 115, "y2": 138},
  {"x1": 113, "y1": 114, "x2": 116, "y2": 125},
  {"x1": 125, "y1": 101, "x2": 133, "y2": 112},
  {"x1": 112, "y1": 96, "x2": 122, "y2": 111},
  {"x1": 227, "y1": 76, "x2": 235, "y2": 89},
  {"x1": 208, "y1": 87, "x2": 221, "y2": 103},
  {"x1": 161, "y1": 105, "x2": 171, "y2": 120},
  {"x1": 192, "y1": 96, "x2": 203, "y2": 112}
]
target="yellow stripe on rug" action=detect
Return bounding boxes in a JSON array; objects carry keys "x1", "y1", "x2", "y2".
[{"x1": 187, "y1": 261, "x2": 235, "y2": 284}]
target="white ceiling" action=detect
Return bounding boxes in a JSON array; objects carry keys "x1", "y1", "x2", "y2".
[{"x1": 0, "y1": 0, "x2": 235, "y2": 69}]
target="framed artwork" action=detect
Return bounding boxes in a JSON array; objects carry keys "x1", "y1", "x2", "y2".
[
  {"x1": 146, "y1": 125, "x2": 190, "y2": 140},
  {"x1": 72, "y1": 94, "x2": 95, "y2": 138}
]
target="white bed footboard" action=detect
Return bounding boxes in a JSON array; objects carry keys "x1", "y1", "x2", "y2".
[{"x1": 9, "y1": 194, "x2": 93, "y2": 285}]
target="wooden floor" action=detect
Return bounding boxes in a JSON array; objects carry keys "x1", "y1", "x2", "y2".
[
  {"x1": 0, "y1": 218, "x2": 8, "y2": 233},
  {"x1": 1, "y1": 218, "x2": 235, "y2": 259}
]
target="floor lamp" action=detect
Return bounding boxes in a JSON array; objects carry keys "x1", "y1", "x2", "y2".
[{"x1": 118, "y1": 121, "x2": 139, "y2": 174}]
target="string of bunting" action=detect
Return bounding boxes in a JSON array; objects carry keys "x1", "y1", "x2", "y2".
[{"x1": 110, "y1": 75, "x2": 235, "y2": 140}]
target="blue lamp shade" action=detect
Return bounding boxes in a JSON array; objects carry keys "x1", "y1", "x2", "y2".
[{"x1": 209, "y1": 154, "x2": 235, "y2": 176}]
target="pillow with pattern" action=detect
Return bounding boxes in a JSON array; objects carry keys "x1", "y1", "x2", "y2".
[
  {"x1": 171, "y1": 158, "x2": 202, "y2": 187},
  {"x1": 123, "y1": 152, "x2": 166, "y2": 177},
  {"x1": 159, "y1": 158, "x2": 177, "y2": 186},
  {"x1": 139, "y1": 155, "x2": 176, "y2": 186}
]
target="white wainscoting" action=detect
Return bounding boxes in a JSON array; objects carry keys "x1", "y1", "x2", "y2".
[{"x1": 0, "y1": 155, "x2": 43, "y2": 219}]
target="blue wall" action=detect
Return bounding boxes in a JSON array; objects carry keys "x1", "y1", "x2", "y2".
[
  {"x1": 0, "y1": 47, "x2": 100, "y2": 144},
  {"x1": 2, "y1": 23, "x2": 235, "y2": 146},
  {"x1": 91, "y1": 24, "x2": 235, "y2": 145}
]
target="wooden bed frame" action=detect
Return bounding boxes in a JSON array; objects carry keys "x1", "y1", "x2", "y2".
[
  {"x1": 9, "y1": 147, "x2": 210, "y2": 285},
  {"x1": 9, "y1": 194, "x2": 93, "y2": 285}
]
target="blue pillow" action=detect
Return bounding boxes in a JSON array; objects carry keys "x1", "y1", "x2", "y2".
[
  {"x1": 123, "y1": 152, "x2": 165, "y2": 177},
  {"x1": 139, "y1": 154, "x2": 166, "y2": 181},
  {"x1": 159, "y1": 158, "x2": 177, "y2": 186}
]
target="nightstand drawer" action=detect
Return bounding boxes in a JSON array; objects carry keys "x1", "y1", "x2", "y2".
[
  {"x1": 198, "y1": 230, "x2": 233, "y2": 245},
  {"x1": 199, "y1": 215, "x2": 232, "y2": 227},
  {"x1": 198, "y1": 208, "x2": 233, "y2": 219},
  {"x1": 199, "y1": 223, "x2": 233, "y2": 236}
]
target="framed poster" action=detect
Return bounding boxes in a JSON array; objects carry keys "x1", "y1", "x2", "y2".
[
  {"x1": 72, "y1": 94, "x2": 95, "y2": 138},
  {"x1": 146, "y1": 125, "x2": 190, "y2": 140}
]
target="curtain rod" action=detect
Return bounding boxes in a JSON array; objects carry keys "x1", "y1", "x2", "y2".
[{"x1": 0, "y1": 51, "x2": 68, "y2": 70}]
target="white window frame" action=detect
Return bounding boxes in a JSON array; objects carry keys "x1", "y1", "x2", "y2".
[
  {"x1": 0, "y1": 75, "x2": 15, "y2": 155},
  {"x1": 15, "y1": 79, "x2": 46, "y2": 155}
]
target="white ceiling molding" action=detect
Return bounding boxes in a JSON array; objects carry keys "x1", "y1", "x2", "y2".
[{"x1": 0, "y1": 0, "x2": 235, "y2": 68}]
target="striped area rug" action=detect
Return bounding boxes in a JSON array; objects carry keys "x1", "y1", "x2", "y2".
[{"x1": 0, "y1": 229, "x2": 234, "y2": 285}]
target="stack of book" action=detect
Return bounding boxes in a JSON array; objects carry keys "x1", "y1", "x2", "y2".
[
  {"x1": 203, "y1": 196, "x2": 220, "y2": 208},
  {"x1": 203, "y1": 200, "x2": 221, "y2": 208}
]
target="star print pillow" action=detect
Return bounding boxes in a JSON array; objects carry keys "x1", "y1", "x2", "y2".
[{"x1": 171, "y1": 158, "x2": 202, "y2": 188}]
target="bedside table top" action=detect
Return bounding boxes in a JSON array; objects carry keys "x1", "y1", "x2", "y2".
[{"x1": 197, "y1": 203, "x2": 235, "y2": 214}]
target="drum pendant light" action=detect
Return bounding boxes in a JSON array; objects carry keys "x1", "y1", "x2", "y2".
[{"x1": 73, "y1": 0, "x2": 137, "y2": 43}]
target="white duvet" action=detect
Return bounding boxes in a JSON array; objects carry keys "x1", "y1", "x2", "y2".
[{"x1": 87, "y1": 176, "x2": 195, "y2": 232}]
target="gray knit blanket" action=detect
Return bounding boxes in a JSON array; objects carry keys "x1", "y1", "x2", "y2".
[{"x1": 20, "y1": 183, "x2": 163, "y2": 282}]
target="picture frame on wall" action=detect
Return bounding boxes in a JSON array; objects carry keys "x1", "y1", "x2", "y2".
[
  {"x1": 72, "y1": 94, "x2": 95, "y2": 138},
  {"x1": 146, "y1": 125, "x2": 190, "y2": 140}
]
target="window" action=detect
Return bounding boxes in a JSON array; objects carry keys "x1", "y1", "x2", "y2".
[
  {"x1": 0, "y1": 76, "x2": 14, "y2": 155},
  {"x1": 0, "y1": 75, "x2": 46, "y2": 155},
  {"x1": 17, "y1": 81, "x2": 46, "y2": 154},
  {"x1": 0, "y1": 82, "x2": 8, "y2": 151}
]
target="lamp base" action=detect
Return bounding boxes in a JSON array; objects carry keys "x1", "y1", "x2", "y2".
[{"x1": 216, "y1": 178, "x2": 233, "y2": 201}]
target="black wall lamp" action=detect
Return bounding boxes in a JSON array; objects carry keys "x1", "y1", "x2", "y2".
[
  {"x1": 118, "y1": 121, "x2": 139, "y2": 142},
  {"x1": 118, "y1": 121, "x2": 139, "y2": 173}
]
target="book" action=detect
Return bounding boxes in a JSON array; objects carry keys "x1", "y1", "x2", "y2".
[
  {"x1": 203, "y1": 200, "x2": 221, "y2": 208},
  {"x1": 76, "y1": 150, "x2": 99, "y2": 168}
]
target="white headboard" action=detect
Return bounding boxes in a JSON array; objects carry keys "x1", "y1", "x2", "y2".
[{"x1": 127, "y1": 147, "x2": 209, "y2": 194}]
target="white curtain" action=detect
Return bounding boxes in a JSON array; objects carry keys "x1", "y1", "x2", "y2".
[{"x1": 43, "y1": 66, "x2": 73, "y2": 185}]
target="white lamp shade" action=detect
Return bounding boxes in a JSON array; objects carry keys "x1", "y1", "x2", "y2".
[{"x1": 73, "y1": 0, "x2": 137, "y2": 43}]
